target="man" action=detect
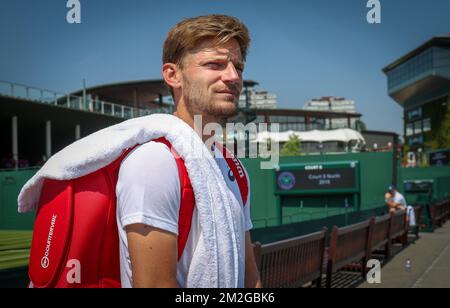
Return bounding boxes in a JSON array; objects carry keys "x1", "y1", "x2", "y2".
[
  {"x1": 385, "y1": 185, "x2": 407, "y2": 213},
  {"x1": 116, "y1": 15, "x2": 262, "y2": 288}
]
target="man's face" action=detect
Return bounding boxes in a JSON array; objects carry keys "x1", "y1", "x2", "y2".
[{"x1": 179, "y1": 38, "x2": 244, "y2": 121}]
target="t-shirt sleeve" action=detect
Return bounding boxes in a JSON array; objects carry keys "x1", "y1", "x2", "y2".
[
  {"x1": 116, "y1": 141, "x2": 181, "y2": 235},
  {"x1": 398, "y1": 194, "x2": 407, "y2": 207}
]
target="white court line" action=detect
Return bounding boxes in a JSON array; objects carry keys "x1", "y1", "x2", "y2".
[
  {"x1": 411, "y1": 240, "x2": 450, "y2": 288},
  {"x1": 0, "y1": 255, "x2": 29, "y2": 262}
]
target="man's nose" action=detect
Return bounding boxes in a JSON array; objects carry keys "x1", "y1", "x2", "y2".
[{"x1": 222, "y1": 62, "x2": 241, "y2": 83}]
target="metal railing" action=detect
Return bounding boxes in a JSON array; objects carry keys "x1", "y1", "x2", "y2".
[
  {"x1": 0, "y1": 166, "x2": 40, "y2": 172},
  {"x1": 252, "y1": 202, "x2": 386, "y2": 229},
  {"x1": 271, "y1": 123, "x2": 358, "y2": 133},
  {"x1": 0, "y1": 80, "x2": 174, "y2": 119},
  {"x1": 252, "y1": 207, "x2": 355, "y2": 228}
]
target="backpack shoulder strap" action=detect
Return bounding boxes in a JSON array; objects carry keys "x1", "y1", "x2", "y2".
[
  {"x1": 213, "y1": 142, "x2": 249, "y2": 207},
  {"x1": 152, "y1": 138, "x2": 195, "y2": 260}
]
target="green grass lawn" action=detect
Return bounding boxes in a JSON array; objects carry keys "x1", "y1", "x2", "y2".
[{"x1": 0, "y1": 231, "x2": 32, "y2": 271}]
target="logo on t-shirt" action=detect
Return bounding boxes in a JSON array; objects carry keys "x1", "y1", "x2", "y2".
[{"x1": 228, "y1": 169, "x2": 235, "y2": 182}]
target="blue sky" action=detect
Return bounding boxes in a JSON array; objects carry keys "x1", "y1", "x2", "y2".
[{"x1": 1, "y1": 0, "x2": 449, "y2": 135}]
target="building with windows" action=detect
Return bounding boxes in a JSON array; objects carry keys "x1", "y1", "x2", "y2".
[
  {"x1": 250, "y1": 108, "x2": 361, "y2": 133},
  {"x1": 383, "y1": 35, "x2": 450, "y2": 155},
  {"x1": 239, "y1": 88, "x2": 277, "y2": 109},
  {"x1": 0, "y1": 77, "x2": 364, "y2": 166},
  {"x1": 303, "y1": 96, "x2": 358, "y2": 128},
  {"x1": 227, "y1": 109, "x2": 363, "y2": 153},
  {"x1": 0, "y1": 79, "x2": 264, "y2": 167}
]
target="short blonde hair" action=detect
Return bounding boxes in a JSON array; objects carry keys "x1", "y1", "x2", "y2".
[{"x1": 163, "y1": 14, "x2": 250, "y2": 67}]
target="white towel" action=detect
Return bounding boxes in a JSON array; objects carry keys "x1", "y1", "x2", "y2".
[
  {"x1": 407, "y1": 205, "x2": 416, "y2": 227},
  {"x1": 18, "y1": 114, "x2": 243, "y2": 288}
]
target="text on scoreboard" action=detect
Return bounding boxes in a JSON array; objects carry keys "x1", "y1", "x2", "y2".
[{"x1": 275, "y1": 161, "x2": 360, "y2": 194}]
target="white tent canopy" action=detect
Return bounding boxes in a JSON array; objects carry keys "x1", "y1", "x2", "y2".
[{"x1": 253, "y1": 128, "x2": 366, "y2": 145}]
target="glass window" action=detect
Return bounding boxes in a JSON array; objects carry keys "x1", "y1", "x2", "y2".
[
  {"x1": 414, "y1": 120, "x2": 422, "y2": 134},
  {"x1": 406, "y1": 123, "x2": 414, "y2": 136},
  {"x1": 291, "y1": 116, "x2": 304, "y2": 123},
  {"x1": 279, "y1": 116, "x2": 288, "y2": 123},
  {"x1": 294, "y1": 123, "x2": 305, "y2": 131},
  {"x1": 407, "y1": 108, "x2": 422, "y2": 121},
  {"x1": 423, "y1": 118, "x2": 431, "y2": 132},
  {"x1": 388, "y1": 47, "x2": 434, "y2": 92},
  {"x1": 255, "y1": 115, "x2": 266, "y2": 123}
]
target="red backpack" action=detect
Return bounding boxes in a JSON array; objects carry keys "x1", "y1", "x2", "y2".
[{"x1": 27, "y1": 137, "x2": 248, "y2": 288}]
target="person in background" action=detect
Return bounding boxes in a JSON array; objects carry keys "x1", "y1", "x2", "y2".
[
  {"x1": 385, "y1": 185, "x2": 407, "y2": 213},
  {"x1": 385, "y1": 185, "x2": 417, "y2": 229}
]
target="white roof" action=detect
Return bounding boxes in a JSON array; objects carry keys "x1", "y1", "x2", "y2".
[{"x1": 253, "y1": 128, "x2": 366, "y2": 144}]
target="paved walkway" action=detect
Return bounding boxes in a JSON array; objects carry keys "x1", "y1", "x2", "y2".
[{"x1": 360, "y1": 222, "x2": 450, "y2": 288}]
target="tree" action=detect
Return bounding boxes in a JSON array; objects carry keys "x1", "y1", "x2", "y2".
[
  {"x1": 281, "y1": 134, "x2": 302, "y2": 156},
  {"x1": 435, "y1": 107, "x2": 450, "y2": 149},
  {"x1": 355, "y1": 120, "x2": 367, "y2": 132},
  {"x1": 426, "y1": 103, "x2": 450, "y2": 150}
]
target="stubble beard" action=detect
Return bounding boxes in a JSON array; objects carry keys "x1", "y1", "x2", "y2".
[{"x1": 182, "y1": 78, "x2": 239, "y2": 126}]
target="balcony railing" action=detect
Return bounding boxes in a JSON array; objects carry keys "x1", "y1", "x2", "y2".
[
  {"x1": 0, "y1": 80, "x2": 173, "y2": 119},
  {"x1": 273, "y1": 122, "x2": 358, "y2": 132}
]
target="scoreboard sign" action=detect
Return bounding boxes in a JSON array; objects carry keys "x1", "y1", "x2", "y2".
[
  {"x1": 275, "y1": 161, "x2": 360, "y2": 194},
  {"x1": 403, "y1": 180, "x2": 434, "y2": 193},
  {"x1": 429, "y1": 150, "x2": 449, "y2": 166}
]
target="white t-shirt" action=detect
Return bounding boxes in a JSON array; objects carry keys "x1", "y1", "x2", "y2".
[
  {"x1": 393, "y1": 191, "x2": 407, "y2": 209},
  {"x1": 116, "y1": 141, "x2": 253, "y2": 288}
]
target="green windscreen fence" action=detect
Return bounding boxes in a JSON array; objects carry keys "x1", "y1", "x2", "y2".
[
  {"x1": 250, "y1": 206, "x2": 387, "y2": 245},
  {"x1": 2, "y1": 157, "x2": 449, "y2": 233},
  {"x1": 400, "y1": 166, "x2": 450, "y2": 202},
  {"x1": 0, "y1": 169, "x2": 38, "y2": 230},
  {"x1": 241, "y1": 151, "x2": 395, "y2": 229},
  {"x1": 399, "y1": 166, "x2": 450, "y2": 231},
  {"x1": 1, "y1": 152, "x2": 393, "y2": 231}
]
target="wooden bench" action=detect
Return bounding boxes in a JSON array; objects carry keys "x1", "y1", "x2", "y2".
[
  {"x1": 370, "y1": 214, "x2": 392, "y2": 259},
  {"x1": 447, "y1": 199, "x2": 450, "y2": 220},
  {"x1": 389, "y1": 210, "x2": 408, "y2": 247},
  {"x1": 326, "y1": 218, "x2": 374, "y2": 288},
  {"x1": 443, "y1": 199, "x2": 450, "y2": 223},
  {"x1": 253, "y1": 228, "x2": 327, "y2": 288},
  {"x1": 408, "y1": 205, "x2": 422, "y2": 239},
  {"x1": 430, "y1": 201, "x2": 447, "y2": 228},
  {"x1": 252, "y1": 208, "x2": 417, "y2": 288}
]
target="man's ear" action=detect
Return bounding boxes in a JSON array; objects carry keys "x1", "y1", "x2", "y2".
[{"x1": 162, "y1": 63, "x2": 182, "y2": 91}]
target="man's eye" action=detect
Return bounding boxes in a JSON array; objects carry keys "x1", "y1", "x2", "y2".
[{"x1": 206, "y1": 62, "x2": 223, "y2": 68}]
